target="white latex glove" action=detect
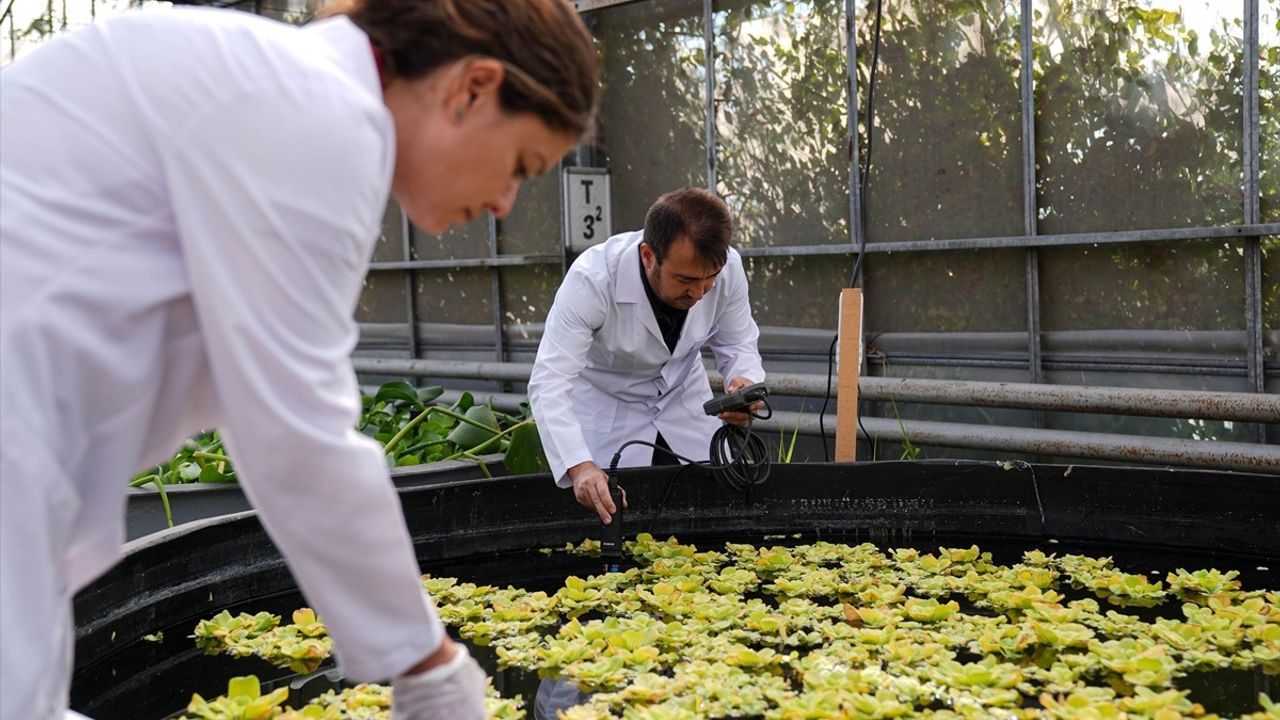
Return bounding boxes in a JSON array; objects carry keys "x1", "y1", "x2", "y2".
[{"x1": 390, "y1": 643, "x2": 488, "y2": 720}]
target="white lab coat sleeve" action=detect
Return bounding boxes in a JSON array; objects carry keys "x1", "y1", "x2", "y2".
[
  {"x1": 528, "y1": 267, "x2": 609, "y2": 488},
  {"x1": 708, "y1": 253, "x2": 765, "y2": 389},
  {"x1": 160, "y1": 82, "x2": 441, "y2": 682}
]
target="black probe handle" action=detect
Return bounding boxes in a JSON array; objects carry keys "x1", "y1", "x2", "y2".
[{"x1": 601, "y1": 481, "x2": 625, "y2": 572}]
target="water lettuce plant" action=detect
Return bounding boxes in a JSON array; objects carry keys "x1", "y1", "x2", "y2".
[{"x1": 188, "y1": 535, "x2": 1279, "y2": 719}]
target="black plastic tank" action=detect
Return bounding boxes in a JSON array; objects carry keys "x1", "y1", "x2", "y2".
[{"x1": 70, "y1": 460, "x2": 1280, "y2": 718}]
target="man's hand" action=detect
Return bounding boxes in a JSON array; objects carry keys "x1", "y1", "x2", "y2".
[
  {"x1": 717, "y1": 376, "x2": 765, "y2": 427},
  {"x1": 568, "y1": 461, "x2": 627, "y2": 524},
  {"x1": 391, "y1": 637, "x2": 487, "y2": 720}
]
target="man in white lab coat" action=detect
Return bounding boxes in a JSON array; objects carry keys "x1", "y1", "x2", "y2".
[{"x1": 529, "y1": 188, "x2": 765, "y2": 522}]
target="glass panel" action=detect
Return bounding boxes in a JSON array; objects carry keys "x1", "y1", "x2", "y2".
[
  {"x1": 1041, "y1": 240, "x2": 1245, "y2": 333},
  {"x1": 1034, "y1": 0, "x2": 1244, "y2": 234},
  {"x1": 715, "y1": 0, "x2": 849, "y2": 247},
  {"x1": 1263, "y1": 1, "x2": 1279, "y2": 223},
  {"x1": 355, "y1": 272, "x2": 407, "y2": 324},
  {"x1": 499, "y1": 265, "x2": 561, "y2": 337},
  {"x1": 413, "y1": 269, "x2": 491, "y2": 324},
  {"x1": 255, "y1": 0, "x2": 323, "y2": 24},
  {"x1": 742, "y1": 255, "x2": 850, "y2": 328},
  {"x1": 370, "y1": 201, "x2": 405, "y2": 264},
  {"x1": 856, "y1": 0, "x2": 1024, "y2": 243},
  {"x1": 498, "y1": 171, "x2": 561, "y2": 256},
  {"x1": 588, "y1": 0, "x2": 707, "y2": 233},
  {"x1": 865, "y1": 249, "x2": 1026, "y2": 333},
  {"x1": 412, "y1": 217, "x2": 490, "y2": 261}
]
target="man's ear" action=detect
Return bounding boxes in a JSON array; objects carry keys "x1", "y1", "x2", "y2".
[{"x1": 639, "y1": 242, "x2": 656, "y2": 270}]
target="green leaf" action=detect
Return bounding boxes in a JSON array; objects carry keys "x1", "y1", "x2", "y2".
[
  {"x1": 446, "y1": 405, "x2": 499, "y2": 450},
  {"x1": 198, "y1": 464, "x2": 235, "y2": 484},
  {"x1": 451, "y1": 391, "x2": 476, "y2": 412},
  {"x1": 503, "y1": 422, "x2": 549, "y2": 475},
  {"x1": 374, "y1": 381, "x2": 422, "y2": 408},
  {"x1": 227, "y1": 675, "x2": 262, "y2": 700},
  {"x1": 416, "y1": 385, "x2": 444, "y2": 404},
  {"x1": 396, "y1": 453, "x2": 421, "y2": 467}
]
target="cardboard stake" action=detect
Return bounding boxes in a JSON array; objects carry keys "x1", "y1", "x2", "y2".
[{"x1": 835, "y1": 288, "x2": 863, "y2": 462}]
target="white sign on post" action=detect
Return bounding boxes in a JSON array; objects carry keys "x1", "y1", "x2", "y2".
[{"x1": 562, "y1": 167, "x2": 612, "y2": 252}]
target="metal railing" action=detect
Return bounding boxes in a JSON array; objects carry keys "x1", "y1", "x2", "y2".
[{"x1": 353, "y1": 358, "x2": 1280, "y2": 473}]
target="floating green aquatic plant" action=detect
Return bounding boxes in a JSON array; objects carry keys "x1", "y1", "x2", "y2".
[
  {"x1": 189, "y1": 534, "x2": 1278, "y2": 719},
  {"x1": 178, "y1": 676, "x2": 521, "y2": 720}
]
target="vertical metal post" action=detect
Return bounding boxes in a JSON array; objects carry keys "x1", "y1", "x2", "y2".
[
  {"x1": 400, "y1": 205, "x2": 419, "y2": 362},
  {"x1": 1243, "y1": 0, "x2": 1265, "y2": 443},
  {"x1": 559, "y1": 159, "x2": 570, "y2": 277},
  {"x1": 1245, "y1": 0, "x2": 1261, "y2": 227},
  {"x1": 488, "y1": 215, "x2": 507, "y2": 390},
  {"x1": 847, "y1": 0, "x2": 863, "y2": 261},
  {"x1": 704, "y1": 0, "x2": 717, "y2": 192},
  {"x1": 1020, "y1": 0, "x2": 1044, "y2": 430}
]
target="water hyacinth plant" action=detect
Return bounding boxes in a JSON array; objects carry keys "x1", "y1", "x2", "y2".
[
  {"x1": 187, "y1": 536, "x2": 1278, "y2": 719},
  {"x1": 130, "y1": 382, "x2": 550, "y2": 526}
]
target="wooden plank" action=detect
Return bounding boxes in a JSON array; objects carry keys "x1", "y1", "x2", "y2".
[{"x1": 835, "y1": 288, "x2": 863, "y2": 461}]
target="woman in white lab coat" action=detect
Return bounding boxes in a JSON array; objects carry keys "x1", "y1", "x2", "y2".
[{"x1": 0, "y1": 0, "x2": 596, "y2": 717}]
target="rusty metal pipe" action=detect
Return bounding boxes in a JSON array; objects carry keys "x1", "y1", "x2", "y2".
[
  {"x1": 395, "y1": 386, "x2": 1278, "y2": 473},
  {"x1": 755, "y1": 412, "x2": 1279, "y2": 474},
  {"x1": 355, "y1": 358, "x2": 1279, "y2": 423}
]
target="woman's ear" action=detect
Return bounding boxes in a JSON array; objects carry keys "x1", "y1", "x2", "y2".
[
  {"x1": 441, "y1": 58, "x2": 504, "y2": 126},
  {"x1": 460, "y1": 58, "x2": 505, "y2": 111}
]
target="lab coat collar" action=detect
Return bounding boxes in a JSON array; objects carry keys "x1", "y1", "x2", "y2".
[
  {"x1": 304, "y1": 16, "x2": 383, "y2": 104},
  {"x1": 615, "y1": 237, "x2": 668, "y2": 351}
]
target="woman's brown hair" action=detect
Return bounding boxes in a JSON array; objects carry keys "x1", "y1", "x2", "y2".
[{"x1": 323, "y1": 0, "x2": 598, "y2": 137}]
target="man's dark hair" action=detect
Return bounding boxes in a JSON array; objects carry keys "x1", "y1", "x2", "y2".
[{"x1": 643, "y1": 188, "x2": 732, "y2": 268}]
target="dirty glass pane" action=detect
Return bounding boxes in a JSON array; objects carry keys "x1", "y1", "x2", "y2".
[
  {"x1": 588, "y1": 0, "x2": 707, "y2": 233},
  {"x1": 1041, "y1": 240, "x2": 1245, "y2": 333},
  {"x1": 742, "y1": 255, "x2": 850, "y2": 328},
  {"x1": 255, "y1": 0, "x2": 322, "y2": 23},
  {"x1": 412, "y1": 217, "x2": 490, "y2": 261},
  {"x1": 864, "y1": 249, "x2": 1026, "y2": 333},
  {"x1": 370, "y1": 202, "x2": 405, "y2": 264},
  {"x1": 498, "y1": 170, "x2": 562, "y2": 256},
  {"x1": 1034, "y1": 0, "x2": 1244, "y2": 234},
  {"x1": 1264, "y1": 237, "x2": 1279, "y2": 364},
  {"x1": 500, "y1": 265, "x2": 561, "y2": 337},
  {"x1": 355, "y1": 271, "x2": 407, "y2": 324},
  {"x1": 715, "y1": 0, "x2": 849, "y2": 247},
  {"x1": 413, "y1": 269, "x2": 491, "y2": 324},
  {"x1": 1263, "y1": 1, "x2": 1279, "y2": 223},
  {"x1": 856, "y1": 0, "x2": 1023, "y2": 243}
]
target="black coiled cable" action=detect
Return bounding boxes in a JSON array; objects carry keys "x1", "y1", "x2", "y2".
[
  {"x1": 707, "y1": 403, "x2": 772, "y2": 491},
  {"x1": 608, "y1": 398, "x2": 774, "y2": 495}
]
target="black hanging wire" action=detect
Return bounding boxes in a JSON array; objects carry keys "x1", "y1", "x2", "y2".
[{"x1": 821, "y1": 0, "x2": 885, "y2": 462}]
